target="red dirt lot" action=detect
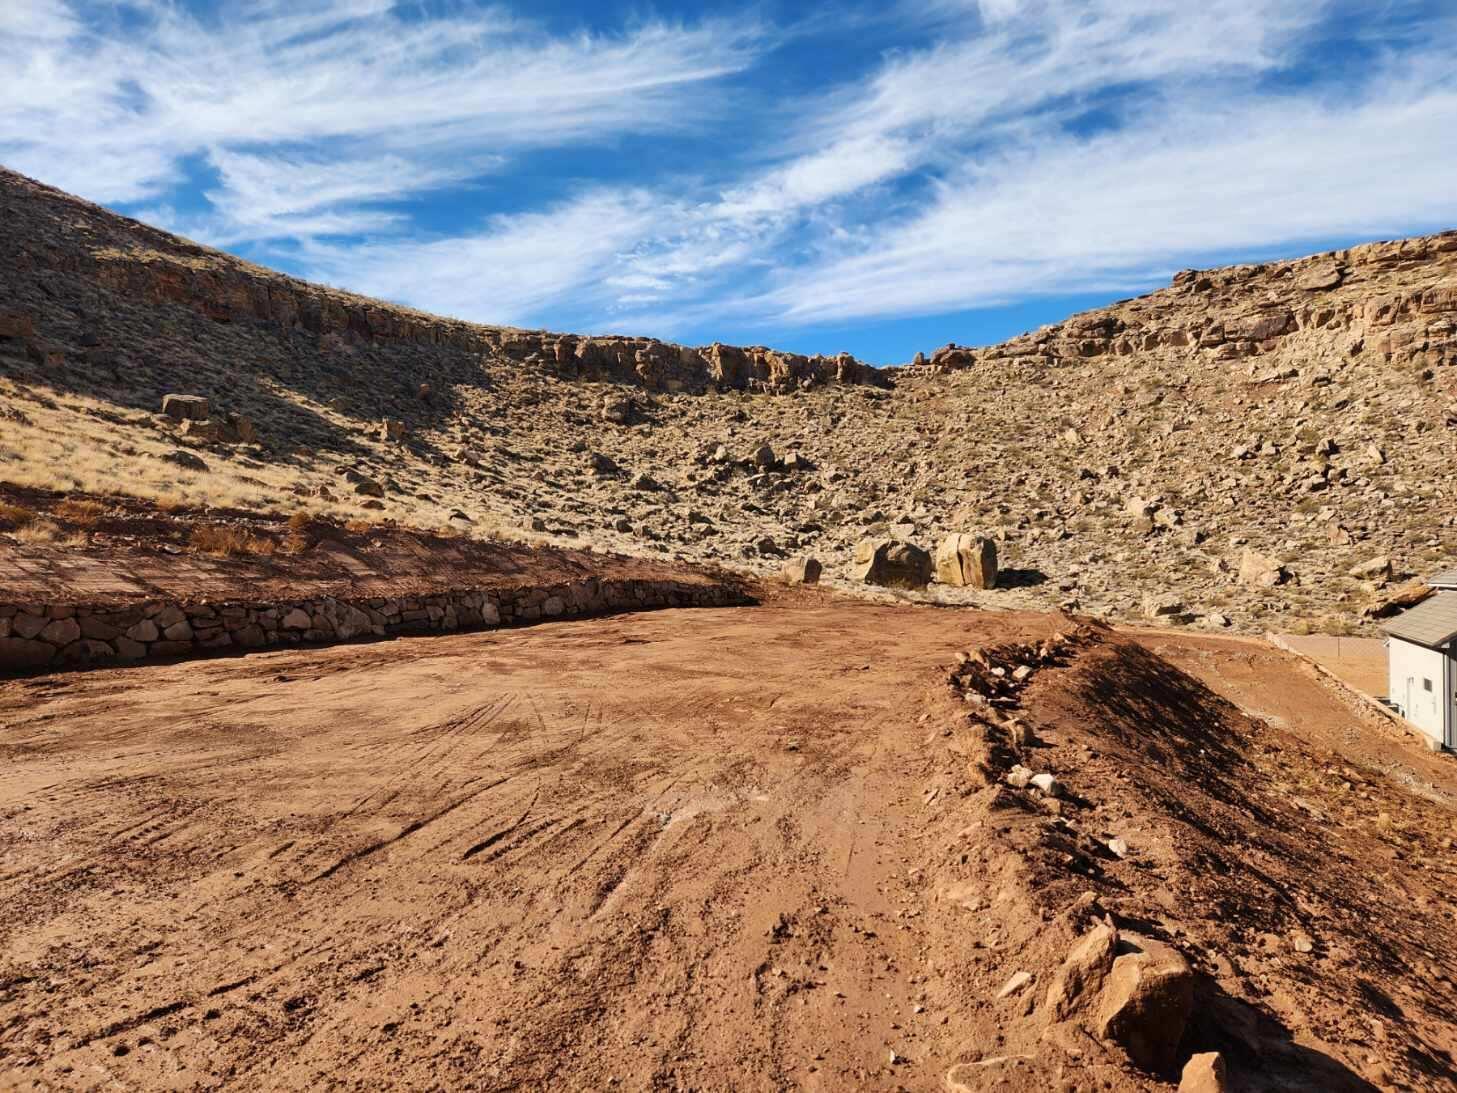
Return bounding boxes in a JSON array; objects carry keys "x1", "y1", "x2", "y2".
[{"x1": 3, "y1": 604, "x2": 1457, "y2": 1091}]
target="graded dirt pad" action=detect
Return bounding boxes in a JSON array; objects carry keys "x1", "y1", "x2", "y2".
[{"x1": 3, "y1": 605, "x2": 1457, "y2": 1091}]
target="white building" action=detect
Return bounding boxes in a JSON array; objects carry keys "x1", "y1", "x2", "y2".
[{"x1": 1382, "y1": 569, "x2": 1457, "y2": 750}]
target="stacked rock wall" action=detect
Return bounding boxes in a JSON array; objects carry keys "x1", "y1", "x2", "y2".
[{"x1": 0, "y1": 577, "x2": 748, "y2": 673}]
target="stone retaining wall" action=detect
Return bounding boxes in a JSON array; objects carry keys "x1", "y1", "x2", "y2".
[{"x1": 0, "y1": 577, "x2": 748, "y2": 674}]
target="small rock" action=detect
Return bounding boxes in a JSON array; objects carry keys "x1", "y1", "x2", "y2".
[
  {"x1": 1030, "y1": 772, "x2": 1064, "y2": 798},
  {"x1": 997, "y1": 970, "x2": 1033, "y2": 998}
]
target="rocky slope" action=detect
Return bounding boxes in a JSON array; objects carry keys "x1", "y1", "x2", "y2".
[{"x1": 1, "y1": 165, "x2": 1455, "y2": 632}]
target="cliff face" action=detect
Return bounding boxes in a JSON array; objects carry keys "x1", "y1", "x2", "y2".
[
  {"x1": 0, "y1": 167, "x2": 883, "y2": 394},
  {"x1": 918, "y1": 230, "x2": 1457, "y2": 376}
]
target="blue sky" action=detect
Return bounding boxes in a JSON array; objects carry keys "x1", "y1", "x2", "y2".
[{"x1": 3, "y1": 1, "x2": 1456, "y2": 364}]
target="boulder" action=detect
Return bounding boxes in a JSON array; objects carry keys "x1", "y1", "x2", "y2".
[
  {"x1": 853, "y1": 538, "x2": 932, "y2": 590},
  {"x1": 1237, "y1": 549, "x2": 1286, "y2": 588},
  {"x1": 380, "y1": 419, "x2": 406, "y2": 442},
  {"x1": 161, "y1": 393, "x2": 210, "y2": 421},
  {"x1": 751, "y1": 443, "x2": 777, "y2": 469},
  {"x1": 935, "y1": 533, "x2": 998, "y2": 589},
  {"x1": 589, "y1": 452, "x2": 619, "y2": 476},
  {"x1": 1363, "y1": 579, "x2": 1433, "y2": 618},
  {"x1": 782, "y1": 557, "x2": 822, "y2": 585},
  {"x1": 1094, "y1": 933, "x2": 1195, "y2": 1074}
]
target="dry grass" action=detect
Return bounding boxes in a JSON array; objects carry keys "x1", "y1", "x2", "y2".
[
  {"x1": 0, "y1": 501, "x2": 35, "y2": 528},
  {"x1": 15, "y1": 518, "x2": 61, "y2": 543},
  {"x1": 55, "y1": 498, "x2": 106, "y2": 526},
  {"x1": 190, "y1": 523, "x2": 277, "y2": 558}
]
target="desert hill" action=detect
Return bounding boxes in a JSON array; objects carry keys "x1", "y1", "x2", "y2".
[{"x1": 1, "y1": 165, "x2": 1455, "y2": 632}]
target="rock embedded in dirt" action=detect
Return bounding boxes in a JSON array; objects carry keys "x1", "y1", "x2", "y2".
[
  {"x1": 997, "y1": 970, "x2": 1033, "y2": 998},
  {"x1": 751, "y1": 443, "x2": 777, "y2": 469},
  {"x1": 852, "y1": 538, "x2": 932, "y2": 589},
  {"x1": 934, "y1": 533, "x2": 998, "y2": 589},
  {"x1": 1178, "y1": 1051, "x2": 1228, "y2": 1093},
  {"x1": 1094, "y1": 933, "x2": 1196, "y2": 1074},
  {"x1": 1045, "y1": 921, "x2": 1119, "y2": 1019}
]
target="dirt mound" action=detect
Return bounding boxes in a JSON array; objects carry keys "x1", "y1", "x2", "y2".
[{"x1": 917, "y1": 624, "x2": 1457, "y2": 1089}]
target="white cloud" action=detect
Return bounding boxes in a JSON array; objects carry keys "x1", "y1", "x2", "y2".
[
  {"x1": 758, "y1": 72, "x2": 1457, "y2": 324},
  {"x1": 302, "y1": 190, "x2": 664, "y2": 327},
  {"x1": 0, "y1": 1, "x2": 765, "y2": 207}
]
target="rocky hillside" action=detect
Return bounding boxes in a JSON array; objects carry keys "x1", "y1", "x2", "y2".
[{"x1": 1, "y1": 165, "x2": 1455, "y2": 632}]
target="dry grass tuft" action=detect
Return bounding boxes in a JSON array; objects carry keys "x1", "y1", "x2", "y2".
[
  {"x1": 15, "y1": 518, "x2": 61, "y2": 543},
  {"x1": 190, "y1": 523, "x2": 277, "y2": 557},
  {"x1": 287, "y1": 511, "x2": 311, "y2": 531},
  {"x1": 344, "y1": 519, "x2": 374, "y2": 533},
  {"x1": 0, "y1": 501, "x2": 36, "y2": 529},
  {"x1": 56, "y1": 498, "x2": 107, "y2": 527}
]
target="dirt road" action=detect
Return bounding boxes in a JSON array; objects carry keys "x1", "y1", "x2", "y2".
[{"x1": 3, "y1": 604, "x2": 1456, "y2": 1091}]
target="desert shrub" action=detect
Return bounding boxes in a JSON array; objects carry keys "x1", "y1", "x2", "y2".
[
  {"x1": 344, "y1": 519, "x2": 373, "y2": 533},
  {"x1": 55, "y1": 498, "x2": 106, "y2": 527},
  {"x1": 190, "y1": 523, "x2": 277, "y2": 557},
  {"x1": 287, "y1": 511, "x2": 311, "y2": 531}
]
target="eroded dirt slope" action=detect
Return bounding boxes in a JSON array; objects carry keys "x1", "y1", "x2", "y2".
[{"x1": 3, "y1": 603, "x2": 1455, "y2": 1090}]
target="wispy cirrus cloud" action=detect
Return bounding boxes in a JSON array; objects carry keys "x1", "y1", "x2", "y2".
[{"x1": 0, "y1": 0, "x2": 765, "y2": 222}]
